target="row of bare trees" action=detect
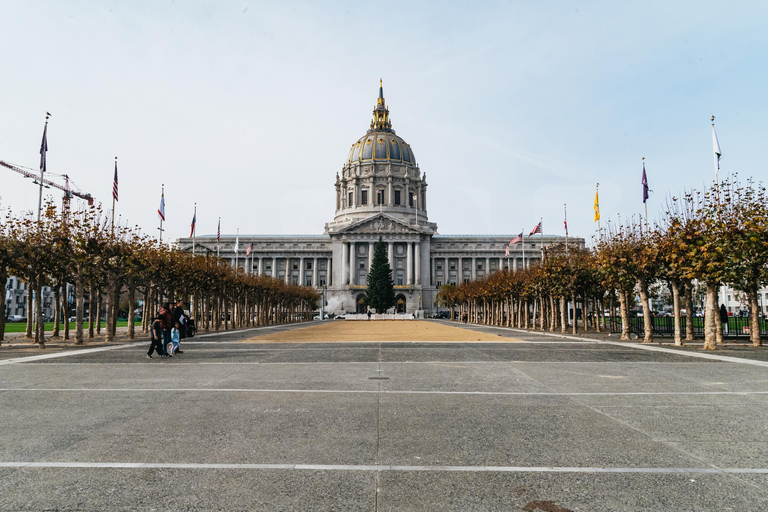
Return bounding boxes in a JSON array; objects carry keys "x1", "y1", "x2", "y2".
[
  {"x1": 0, "y1": 203, "x2": 320, "y2": 347},
  {"x1": 437, "y1": 179, "x2": 768, "y2": 350}
]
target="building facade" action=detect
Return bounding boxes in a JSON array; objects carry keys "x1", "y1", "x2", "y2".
[{"x1": 177, "y1": 82, "x2": 583, "y2": 315}]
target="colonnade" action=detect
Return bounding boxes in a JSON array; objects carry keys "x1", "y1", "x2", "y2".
[{"x1": 341, "y1": 240, "x2": 421, "y2": 286}]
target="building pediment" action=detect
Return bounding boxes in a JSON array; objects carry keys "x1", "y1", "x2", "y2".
[{"x1": 337, "y1": 213, "x2": 418, "y2": 235}]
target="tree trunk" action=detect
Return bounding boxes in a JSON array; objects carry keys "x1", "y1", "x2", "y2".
[
  {"x1": 52, "y1": 283, "x2": 61, "y2": 337},
  {"x1": 0, "y1": 270, "x2": 6, "y2": 343},
  {"x1": 594, "y1": 296, "x2": 601, "y2": 333},
  {"x1": 560, "y1": 296, "x2": 567, "y2": 333},
  {"x1": 748, "y1": 285, "x2": 762, "y2": 347},
  {"x1": 128, "y1": 278, "x2": 136, "y2": 340},
  {"x1": 704, "y1": 282, "x2": 718, "y2": 350},
  {"x1": 88, "y1": 281, "x2": 95, "y2": 338},
  {"x1": 618, "y1": 290, "x2": 630, "y2": 340},
  {"x1": 670, "y1": 279, "x2": 682, "y2": 346},
  {"x1": 637, "y1": 278, "x2": 653, "y2": 343},
  {"x1": 63, "y1": 282, "x2": 70, "y2": 340},
  {"x1": 25, "y1": 286, "x2": 33, "y2": 339},
  {"x1": 105, "y1": 278, "x2": 116, "y2": 342},
  {"x1": 36, "y1": 281, "x2": 46, "y2": 348},
  {"x1": 75, "y1": 269, "x2": 84, "y2": 344},
  {"x1": 571, "y1": 292, "x2": 577, "y2": 335},
  {"x1": 96, "y1": 291, "x2": 103, "y2": 335},
  {"x1": 684, "y1": 281, "x2": 694, "y2": 341}
]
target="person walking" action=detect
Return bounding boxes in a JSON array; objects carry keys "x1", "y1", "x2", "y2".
[
  {"x1": 720, "y1": 304, "x2": 729, "y2": 335},
  {"x1": 159, "y1": 302, "x2": 174, "y2": 356},
  {"x1": 146, "y1": 316, "x2": 165, "y2": 359},
  {"x1": 169, "y1": 321, "x2": 181, "y2": 355},
  {"x1": 172, "y1": 299, "x2": 186, "y2": 353}
]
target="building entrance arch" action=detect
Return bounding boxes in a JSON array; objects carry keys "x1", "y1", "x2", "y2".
[
  {"x1": 395, "y1": 294, "x2": 406, "y2": 314},
  {"x1": 356, "y1": 294, "x2": 367, "y2": 314}
]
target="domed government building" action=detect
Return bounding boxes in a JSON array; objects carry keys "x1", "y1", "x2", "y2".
[{"x1": 178, "y1": 82, "x2": 584, "y2": 315}]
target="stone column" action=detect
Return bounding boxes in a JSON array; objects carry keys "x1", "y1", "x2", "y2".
[
  {"x1": 486, "y1": 257, "x2": 490, "y2": 275},
  {"x1": 513, "y1": 257, "x2": 518, "y2": 272},
  {"x1": 406, "y1": 242, "x2": 413, "y2": 285},
  {"x1": 471, "y1": 257, "x2": 477, "y2": 281},
  {"x1": 300, "y1": 257, "x2": 305, "y2": 286},
  {"x1": 343, "y1": 242, "x2": 350, "y2": 285},
  {"x1": 272, "y1": 257, "x2": 277, "y2": 278},
  {"x1": 388, "y1": 242, "x2": 394, "y2": 267},
  {"x1": 258, "y1": 257, "x2": 263, "y2": 275},
  {"x1": 368, "y1": 241, "x2": 374, "y2": 271},
  {"x1": 414, "y1": 240, "x2": 421, "y2": 285},
  {"x1": 313, "y1": 257, "x2": 318, "y2": 287},
  {"x1": 387, "y1": 177, "x2": 393, "y2": 206},
  {"x1": 285, "y1": 258, "x2": 291, "y2": 284},
  {"x1": 328, "y1": 257, "x2": 332, "y2": 286}
]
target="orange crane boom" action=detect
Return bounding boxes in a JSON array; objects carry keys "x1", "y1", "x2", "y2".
[{"x1": 0, "y1": 160, "x2": 94, "y2": 206}]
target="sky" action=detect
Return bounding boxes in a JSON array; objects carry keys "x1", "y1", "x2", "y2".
[{"x1": 1, "y1": 0, "x2": 767, "y2": 246}]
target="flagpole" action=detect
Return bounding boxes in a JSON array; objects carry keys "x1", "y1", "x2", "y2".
[
  {"x1": 643, "y1": 158, "x2": 648, "y2": 233},
  {"x1": 235, "y1": 227, "x2": 239, "y2": 270},
  {"x1": 192, "y1": 203, "x2": 197, "y2": 256},
  {"x1": 522, "y1": 228, "x2": 526, "y2": 270},
  {"x1": 111, "y1": 157, "x2": 117, "y2": 234},
  {"x1": 217, "y1": 217, "x2": 221, "y2": 258},
  {"x1": 595, "y1": 183, "x2": 601, "y2": 239},
  {"x1": 37, "y1": 113, "x2": 49, "y2": 223},
  {"x1": 540, "y1": 217, "x2": 544, "y2": 259},
  {"x1": 711, "y1": 115, "x2": 721, "y2": 201},
  {"x1": 564, "y1": 203, "x2": 569, "y2": 254},
  {"x1": 158, "y1": 184, "x2": 165, "y2": 242}
]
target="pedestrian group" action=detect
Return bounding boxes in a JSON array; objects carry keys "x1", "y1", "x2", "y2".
[{"x1": 147, "y1": 299, "x2": 191, "y2": 359}]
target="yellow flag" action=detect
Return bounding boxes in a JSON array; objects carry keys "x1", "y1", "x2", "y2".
[{"x1": 594, "y1": 190, "x2": 600, "y2": 222}]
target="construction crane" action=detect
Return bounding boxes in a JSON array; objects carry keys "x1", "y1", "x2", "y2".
[{"x1": 0, "y1": 159, "x2": 94, "y2": 207}]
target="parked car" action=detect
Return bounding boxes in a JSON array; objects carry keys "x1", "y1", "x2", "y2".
[{"x1": 6, "y1": 315, "x2": 23, "y2": 323}]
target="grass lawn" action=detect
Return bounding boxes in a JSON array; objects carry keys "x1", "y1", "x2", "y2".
[{"x1": 4, "y1": 320, "x2": 130, "y2": 333}]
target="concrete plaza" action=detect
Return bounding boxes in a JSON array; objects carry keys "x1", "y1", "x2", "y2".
[{"x1": 1, "y1": 321, "x2": 767, "y2": 511}]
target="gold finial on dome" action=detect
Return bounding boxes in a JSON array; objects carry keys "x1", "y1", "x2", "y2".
[{"x1": 372, "y1": 79, "x2": 392, "y2": 132}]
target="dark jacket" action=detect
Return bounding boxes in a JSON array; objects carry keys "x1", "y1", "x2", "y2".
[
  {"x1": 151, "y1": 319, "x2": 164, "y2": 341},
  {"x1": 173, "y1": 305, "x2": 184, "y2": 323},
  {"x1": 719, "y1": 305, "x2": 728, "y2": 324},
  {"x1": 159, "y1": 307, "x2": 173, "y2": 330}
]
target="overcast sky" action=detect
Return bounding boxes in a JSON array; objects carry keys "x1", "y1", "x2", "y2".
[{"x1": 1, "y1": 1, "x2": 766, "y2": 246}]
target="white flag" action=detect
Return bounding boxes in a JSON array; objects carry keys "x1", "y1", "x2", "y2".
[
  {"x1": 712, "y1": 124, "x2": 721, "y2": 171},
  {"x1": 234, "y1": 235, "x2": 239, "y2": 254}
]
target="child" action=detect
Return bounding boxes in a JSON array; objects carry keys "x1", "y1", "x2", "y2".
[{"x1": 170, "y1": 321, "x2": 181, "y2": 355}]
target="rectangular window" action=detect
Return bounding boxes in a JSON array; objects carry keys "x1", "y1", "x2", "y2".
[
  {"x1": 409, "y1": 194, "x2": 414, "y2": 207},
  {"x1": 305, "y1": 278, "x2": 312, "y2": 286},
  {"x1": 292, "y1": 262, "x2": 299, "y2": 270},
  {"x1": 436, "y1": 261, "x2": 443, "y2": 270},
  {"x1": 291, "y1": 277, "x2": 299, "y2": 285},
  {"x1": 463, "y1": 261, "x2": 470, "y2": 270},
  {"x1": 450, "y1": 261, "x2": 456, "y2": 270},
  {"x1": 463, "y1": 278, "x2": 469, "y2": 284},
  {"x1": 359, "y1": 261, "x2": 365, "y2": 269},
  {"x1": 377, "y1": 189, "x2": 384, "y2": 205},
  {"x1": 361, "y1": 190, "x2": 368, "y2": 205},
  {"x1": 436, "y1": 281, "x2": 442, "y2": 287},
  {"x1": 319, "y1": 279, "x2": 326, "y2": 286},
  {"x1": 306, "y1": 261, "x2": 312, "y2": 270},
  {"x1": 348, "y1": 192, "x2": 353, "y2": 207},
  {"x1": 397, "y1": 277, "x2": 403, "y2": 286},
  {"x1": 265, "y1": 263, "x2": 272, "y2": 270},
  {"x1": 394, "y1": 190, "x2": 401, "y2": 205},
  {"x1": 397, "y1": 260, "x2": 404, "y2": 269}
]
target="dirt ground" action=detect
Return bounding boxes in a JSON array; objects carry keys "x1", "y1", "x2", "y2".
[{"x1": 243, "y1": 320, "x2": 522, "y2": 343}]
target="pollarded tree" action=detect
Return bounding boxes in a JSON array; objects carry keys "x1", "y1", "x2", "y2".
[{"x1": 365, "y1": 236, "x2": 395, "y2": 313}]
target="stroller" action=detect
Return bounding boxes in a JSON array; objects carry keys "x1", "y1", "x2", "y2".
[{"x1": 185, "y1": 317, "x2": 196, "y2": 337}]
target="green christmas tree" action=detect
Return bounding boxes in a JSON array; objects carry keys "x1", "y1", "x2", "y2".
[{"x1": 365, "y1": 236, "x2": 396, "y2": 313}]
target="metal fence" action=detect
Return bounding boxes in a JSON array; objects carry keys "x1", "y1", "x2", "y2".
[{"x1": 608, "y1": 315, "x2": 768, "y2": 338}]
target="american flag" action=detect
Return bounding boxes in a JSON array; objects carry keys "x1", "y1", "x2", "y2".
[
  {"x1": 529, "y1": 221, "x2": 542, "y2": 236},
  {"x1": 217, "y1": 219, "x2": 221, "y2": 244},
  {"x1": 505, "y1": 245, "x2": 509, "y2": 257},
  {"x1": 509, "y1": 233, "x2": 523, "y2": 245},
  {"x1": 112, "y1": 159, "x2": 118, "y2": 201},
  {"x1": 246, "y1": 242, "x2": 253, "y2": 257},
  {"x1": 189, "y1": 210, "x2": 196, "y2": 238}
]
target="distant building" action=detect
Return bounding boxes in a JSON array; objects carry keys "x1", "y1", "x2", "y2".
[{"x1": 178, "y1": 82, "x2": 584, "y2": 315}]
